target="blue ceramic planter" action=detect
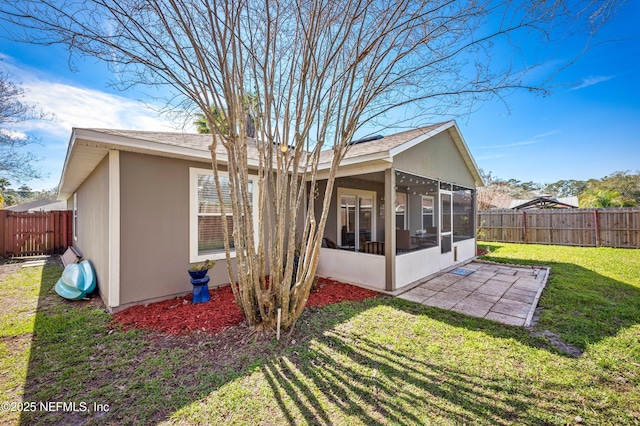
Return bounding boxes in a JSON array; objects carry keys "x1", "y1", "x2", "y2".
[
  {"x1": 188, "y1": 269, "x2": 208, "y2": 280},
  {"x1": 190, "y1": 276, "x2": 211, "y2": 304}
]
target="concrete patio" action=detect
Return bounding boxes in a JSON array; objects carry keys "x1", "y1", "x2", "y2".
[{"x1": 398, "y1": 261, "x2": 549, "y2": 326}]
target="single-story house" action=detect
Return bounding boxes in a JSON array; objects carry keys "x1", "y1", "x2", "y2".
[
  {"x1": 4, "y1": 197, "x2": 67, "y2": 212},
  {"x1": 58, "y1": 120, "x2": 483, "y2": 312}
]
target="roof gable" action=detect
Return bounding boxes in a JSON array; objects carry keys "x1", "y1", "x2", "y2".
[{"x1": 318, "y1": 121, "x2": 483, "y2": 187}]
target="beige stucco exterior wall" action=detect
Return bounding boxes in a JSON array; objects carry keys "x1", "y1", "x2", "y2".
[
  {"x1": 73, "y1": 154, "x2": 111, "y2": 305},
  {"x1": 118, "y1": 151, "x2": 239, "y2": 307},
  {"x1": 393, "y1": 129, "x2": 476, "y2": 188}
]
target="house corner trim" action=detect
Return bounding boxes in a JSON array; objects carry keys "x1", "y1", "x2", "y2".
[{"x1": 108, "y1": 150, "x2": 120, "y2": 308}]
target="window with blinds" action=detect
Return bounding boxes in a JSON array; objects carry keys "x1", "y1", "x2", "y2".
[
  {"x1": 190, "y1": 168, "x2": 256, "y2": 262},
  {"x1": 196, "y1": 173, "x2": 253, "y2": 255}
]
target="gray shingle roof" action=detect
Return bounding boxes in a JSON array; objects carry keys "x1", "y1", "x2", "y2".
[
  {"x1": 78, "y1": 128, "x2": 265, "y2": 162},
  {"x1": 82, "y1": 123, "x2": 450, "y2": 167},
  {"x1": 82, "y1": 128, "x2": 213, "y2": 150},
  {"x1": 318, "y1": 122, "x2": 448, "y2": 164}
]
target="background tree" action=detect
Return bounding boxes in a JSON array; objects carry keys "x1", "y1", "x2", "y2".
[
  {"x1": 591, "y1": 171, "x2": 640, "y2": 206},
  {"x1": 477, "y1": 169, "x2": 512, "y2": 209},
  {"x1": 1, "y1": 0, "x2": 621, "y2": 331},
  {"x1": 17, "y1": 184, "x2": 32, "y2": 199},
  {"x1": 579, "y1": 189, "x2": 631, "y2": 208},
  {"x1": 0, "y1": 72, "x2": 45, "y2": 181},
  {"x1": 477, "y1": 169, "x2": 543, "y2": 209},
  {"x1": 194, "y1": 96, "x2": 260, "y2": 137},
  {"x1": 479, "y1": 170, "x2": 638, "y2": 209},
  {"x1": 193, "y1": 106, "x2": 228, "y2": 135},
  {"x1": 3, "y1": 192, "x2": 16, "y2": 206},
  {"x1": 542, "y1": 179, "x2": 588, "y2": 198},
  {"x1": 0, "y1": 177, "x2": 10, "y2": 206},
  {"x1": 0, "y1": 177, "x2": 10, "y2": 193}
]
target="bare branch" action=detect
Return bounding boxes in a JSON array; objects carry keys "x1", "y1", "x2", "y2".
[{"x1": 0, "y1": 0, "x2": 622, "y2": 329}]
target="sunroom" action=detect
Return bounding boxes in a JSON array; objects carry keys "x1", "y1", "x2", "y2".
[{"x1": 312, "y1": 121, "x2": 483, "y2": 292}]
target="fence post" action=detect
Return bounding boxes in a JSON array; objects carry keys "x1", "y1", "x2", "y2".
[
  {"x1": 594, "y1": 209, "x2": 600, "y2": 247},
  {"x1": 53, "y1": 211, "x2": 59, "y2": 253},
  {"x1": 0, "y1": 211, "x2": 5, "y2": 257},
  {"x1": 522, "y1": 211, "x2": 528, "y2": 244}
]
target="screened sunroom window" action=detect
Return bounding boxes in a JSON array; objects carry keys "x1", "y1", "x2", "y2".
[{"x1": 452, "y1": 185, "x2": 474, "y2": 242}]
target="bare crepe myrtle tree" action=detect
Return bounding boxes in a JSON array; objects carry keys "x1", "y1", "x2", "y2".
[
  {"x1": 1, "y1": 0, "x2": 619, "y2": 331},
  {"x1": 0, "y1": 72, "x2": 47, "y2": 181}
]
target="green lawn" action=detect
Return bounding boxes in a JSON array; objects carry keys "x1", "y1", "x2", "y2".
[{"x1": 0, "y1": 244, "x2": 638, "y2": 425}]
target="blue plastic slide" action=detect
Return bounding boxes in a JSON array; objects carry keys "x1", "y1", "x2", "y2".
[{"x1": 55, "y1": 260, "x2": 97, "y2": 300}]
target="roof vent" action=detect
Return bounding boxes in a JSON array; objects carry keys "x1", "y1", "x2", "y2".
[{"x1": 349, "y1": 134, "x2": 384, "y2": 145}]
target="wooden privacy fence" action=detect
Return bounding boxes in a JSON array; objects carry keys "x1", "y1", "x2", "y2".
[
  {"x1": 0, "y1": 210, "x2": 73, "y2": 258},
  {"x1": 478, "y1": 208, "x2": 640, "y2": 248}
]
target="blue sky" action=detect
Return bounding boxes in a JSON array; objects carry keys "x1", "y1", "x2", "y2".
[{"x1": 1, "y1": 1, "x2": 639, "y2": 191}]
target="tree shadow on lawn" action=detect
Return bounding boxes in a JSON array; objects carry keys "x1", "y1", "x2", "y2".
[
  {"x1": 261, "y1": 309, "x2": 544, "y2": 425},
  {"x1": 17, "y1": 257, "x2": 640, "y2": 425},
  {"x1": 257, "y1": 295, "x2": 639, "y2": 425},
  {"x1": 478, "y1": 244, "x2": 640, "y2": 351}
]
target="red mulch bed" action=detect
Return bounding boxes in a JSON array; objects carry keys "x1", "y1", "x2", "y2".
[
  {"x1": 112, "y1": 277, "x2": 379, "y2": 335},
  {"x1": 477, "y1": 246, "x2": 489, "y2": 256}
]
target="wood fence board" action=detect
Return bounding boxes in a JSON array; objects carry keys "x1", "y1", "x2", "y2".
[
  {"x1": 478, "y1": 208, "x2": 640, "y2": 249},
  {"x1": 0, "y1": 213, "x2": 4, "y2": 256},
  {"x1": 0, "y1": 210, "x2": 73, "y2": 258}
]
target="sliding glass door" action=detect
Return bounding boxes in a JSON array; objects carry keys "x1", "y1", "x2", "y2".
[{"x1": 338, "y1": 189, "x2": 375, "y2": 251}]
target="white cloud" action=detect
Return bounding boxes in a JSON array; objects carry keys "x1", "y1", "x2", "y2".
[
  {"x1": 481, "y1": 140, "x2": 538, "y2": 149},
  {"x1": 476, "y1": 153, "x2": 510, "y2": 161},
  {"x1": 1, "y1": 57, "x2": 183, "y2": 139},
  {"x1": 480, "y1": 129, "x2": 560, "y2": 149},
  {"x1": 532, "y1": 129, "x2": 561, "y2": 139},
  {"x1": 0, "y1": 58, "x2": 186, "y2": 190},
  {"x1": 0, "y1": 128, "x2": 28, "y2": 140},
  {"x1": 16, "y1": 81, "x2": 180, "y2": 138},
  {"x1": 570, "y1": 75, "x2": 615, "y2": 91}
]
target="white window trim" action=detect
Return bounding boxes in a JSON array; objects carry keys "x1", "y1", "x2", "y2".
[
  {"x1": 421, "y1": 195, "x2": 434, "y2": 230},
  {"x1": 73, "y1": 192, "x2": 78, "y2": 241},
  {"x1": 189, "y1": 167, "x2": 258, "y2": 263},
  {"x1": 395, "y1": 192, "x2": 407, "y2": 230},
  {"x1": 336, "y1": 187, "x2": 377, "y2": 250}
]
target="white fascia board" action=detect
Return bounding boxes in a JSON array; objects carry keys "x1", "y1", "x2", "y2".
[
  {"x1": 388, "y1": 121, "x2": 455, "y2": 158},
  {"x1": 60, "y1": 129, "x2": 268, "y2": 200},
  {"x1": 315, "y1": 151, "x2": 392, "y2": 173},
  {"x1": 311, "y1": 160, "x2": 391, "y2": 181},
  {"x1": 57, "y1": 129, "x2": 80, "y2": 201},
  {"x1": 74, "y1": 129, "x2": 214, "y2": 161}
]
